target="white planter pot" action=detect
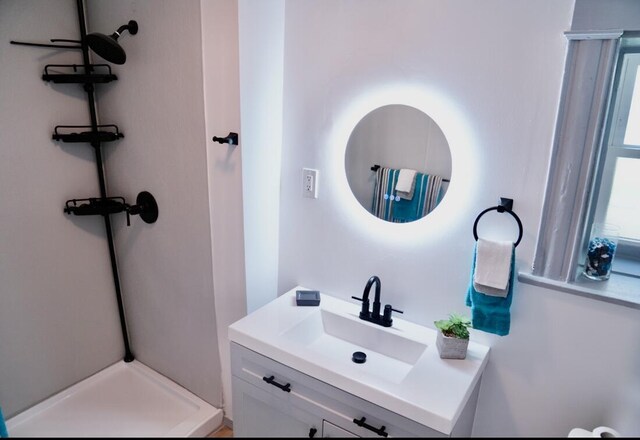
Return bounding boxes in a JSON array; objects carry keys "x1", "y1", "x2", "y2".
[{"x1": 436, "y1": 331, "x2": 469, "y2": 359}]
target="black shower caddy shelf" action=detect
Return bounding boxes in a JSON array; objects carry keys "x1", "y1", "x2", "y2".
[
  {"x1": 11, "y1": 2, "x2": 151, "y2": 364},
  {"x1": 64, "y1": 192, "x2": 159, "y2": 226},
  {"x1": 53, "y1": 124, "x2": 124, "y2": 143},
  {"x1": 42, "y1": 63, "x2": 118, "y2": 84}
]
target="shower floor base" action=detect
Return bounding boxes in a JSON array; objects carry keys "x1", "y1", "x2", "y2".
[{"x1": 6, "y1": 360, "x2": 222, "y2": 437}]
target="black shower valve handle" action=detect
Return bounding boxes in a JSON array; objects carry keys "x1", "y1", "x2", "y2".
[
  {"x1": 130, "y1": 191, "x2": 159, "y2": 225},
  {"x1": 127, "y1": 203, "x2": 141, "y2": 216}
]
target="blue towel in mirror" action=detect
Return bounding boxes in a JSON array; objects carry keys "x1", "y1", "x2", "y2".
[
  {"x1": 465, "y1": 242, "x2": 515, "y2": 336},
  {"x1": 392, "y1": 173, "x2": 443, "y2": 222},
  {"x1": 372, "y1": 168, "x2": 443, "y2": 222},
  {"x1": 0, "y1": 406, "x2": 8, "y2": 438}
]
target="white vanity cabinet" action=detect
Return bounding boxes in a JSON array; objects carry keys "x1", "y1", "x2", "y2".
[
  {"x1": 229, "y1": 287, "x2": 490, "y2": 438},
  {"x1": 231, "y1": 342, "x2": 480, "y2": 438}
]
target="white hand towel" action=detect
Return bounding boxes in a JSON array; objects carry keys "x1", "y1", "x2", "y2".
[
  {"x1": 397, "y1": 177, "x2": 416, "y2": 200},
  {"x1": 474, "y1": 280, "x2": 510, "y2": 297},
  {"x1": 396, "y1": 168, "x2": 417, "y2": 200},
  {"x1": 395, "y1": 168, "x2": 417, "y2": 194},
  {"x1": 474, "y1": 238, "x2": 513, "y2": 294}
]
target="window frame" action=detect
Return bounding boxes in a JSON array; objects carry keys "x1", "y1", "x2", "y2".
[
  {"x1": 591, "y1": 49, "x2": 640, "y2": 256},
  {"x1": 525, "y1": 30, "x2": 640, "y2": 308}
]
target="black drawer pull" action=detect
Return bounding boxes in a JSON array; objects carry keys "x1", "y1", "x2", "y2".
[
  {"x1": 353, "y1": 417, "x2": 388, "y2": 437},
  {"x1": 262, "y1": 375, "x2": 291, "y2": 393}
]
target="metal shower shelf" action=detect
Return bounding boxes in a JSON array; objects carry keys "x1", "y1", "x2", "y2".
[
  {"x1": 52, "y1": 124, "x2": 124, "y2": 143},
  {"x1": 42, "y1": 63, "x2": 118, "y2": 84},
  {"x1": 64, "y1": 192, "x2": 158, "y2": 227},
  {"x1": 64, "y1": 196, "x2": 127, "y2": 217}
]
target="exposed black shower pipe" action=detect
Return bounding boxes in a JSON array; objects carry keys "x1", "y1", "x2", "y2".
[{"x1": 76, "y1": 0, "x2": 134, "y2": 363}]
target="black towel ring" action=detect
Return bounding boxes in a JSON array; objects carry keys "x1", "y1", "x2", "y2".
[{"x1": 473, "y1": 198, "x2": 523, "y2": 247}]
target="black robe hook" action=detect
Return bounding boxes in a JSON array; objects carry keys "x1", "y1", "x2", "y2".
[{"x1": 212, "y1": 132, "x2": 238, "y2": 146}]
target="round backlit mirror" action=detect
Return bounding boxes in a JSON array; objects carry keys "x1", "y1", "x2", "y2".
[{"x1": 345, "y1": 104, "x2": 452, "y2": 223}]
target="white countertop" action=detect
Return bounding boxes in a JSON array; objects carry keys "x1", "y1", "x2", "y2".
[{"x1": 228, "y1": 286, "x2": 490, "y2": 435}]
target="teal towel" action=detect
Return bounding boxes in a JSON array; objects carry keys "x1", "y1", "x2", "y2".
[
  {"x1": 466, "y1": 243, "x2": 515, "y2": 336},
  {"x1": 0, "y1": 406, "x2": 8, "y2": 438},
  {"x1": 392, "y1": 173, "x2": 428, "y2": 222},
  {"x1": 380, "y1": 172, "x2": 443, "y2": 223}
]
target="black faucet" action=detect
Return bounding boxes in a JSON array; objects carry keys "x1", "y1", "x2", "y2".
[{"x1": 352, "y1": 276, "x2": 403, "y2": 327}]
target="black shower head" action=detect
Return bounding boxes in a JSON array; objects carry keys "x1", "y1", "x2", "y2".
[{"x1": 86, "y1": 20, "x2": 138, "y2": 65}]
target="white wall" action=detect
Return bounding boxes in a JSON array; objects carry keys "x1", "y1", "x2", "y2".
[
  {"x1": 0, "y1": 0, "x2": 123, "y2": 418},
  {"x1": 87, "y1": 0, "x2": 223, "y2": 407},
  {"x1": 238, "y1": 0, "x2": 285, "y2": 314},
  {"x1": 200, "y1": 0, "x2": 247, "y2": 421},
  {"x1": 572, "y1": 0, "x2": 640, "y2": 31},
  {"x1": 274, "y1": 0, "x2": 640, "y2": 436}
]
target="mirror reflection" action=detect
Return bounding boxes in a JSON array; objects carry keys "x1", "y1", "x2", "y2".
[{"x1": 345, "y1": 104, "x2": 452, "y2": 223}]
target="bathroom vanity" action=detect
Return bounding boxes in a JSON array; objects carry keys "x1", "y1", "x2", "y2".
[{"x1": 229, "y1": 287, "x2": 490, "y2": 437}]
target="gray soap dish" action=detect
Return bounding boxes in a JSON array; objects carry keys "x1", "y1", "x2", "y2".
[{"x1": 296, "y1": 290, "x2": 320, "y2": 306}]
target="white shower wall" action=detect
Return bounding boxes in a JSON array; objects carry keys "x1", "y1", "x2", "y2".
[
  {"x1": 86, "y1": 0, "x2": 231, "y2": 408},
  {"x1": 0, "y1": 0, "x2": 123, "y2": 418}
]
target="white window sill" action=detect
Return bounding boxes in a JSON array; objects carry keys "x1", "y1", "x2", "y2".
[{"x1": 518, "y1": 269, "x2": 640, "y2": 309}]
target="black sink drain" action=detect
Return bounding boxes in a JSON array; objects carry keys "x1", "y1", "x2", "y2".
[{"x1": 352, "y1": 351, "x2": 367, "y2": 364}]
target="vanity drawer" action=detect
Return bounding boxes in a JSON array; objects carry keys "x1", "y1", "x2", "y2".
[
  {"x1": 232, "y1": 375, "x2": 322, "y2": 438},
  {"x1": 231, "y1": 342, "x2": 447, "y2": 438}
]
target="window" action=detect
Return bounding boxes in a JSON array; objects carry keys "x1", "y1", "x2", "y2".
[
  {"x1": 591, "y1": 48, "x2": 640, "y2": 265},
  {"x1": 524, "y1": 31, "x2": 640, "y2": 307},
  {"x1": 587, "y1": 39, "x2": 640, "y2": 283}
]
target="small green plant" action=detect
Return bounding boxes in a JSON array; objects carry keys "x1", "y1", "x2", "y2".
[{"x1": 434, "y1": 313, "x2": 471, "y2": 340}]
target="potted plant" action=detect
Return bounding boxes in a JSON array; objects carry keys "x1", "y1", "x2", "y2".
[{"x1": 434, "y1": 313, "x2": 471, "y2": 359}]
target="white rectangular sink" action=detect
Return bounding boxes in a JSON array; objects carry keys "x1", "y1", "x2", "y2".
[
  {"x1": 281, "y1": 308, "x2": 427, "y2": 383},
  {"x1": 229, "y1": 286, "x2": 490, "y2": 434}
]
